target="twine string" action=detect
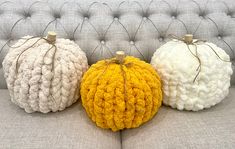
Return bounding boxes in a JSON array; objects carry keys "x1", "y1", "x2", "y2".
[
  {"x1": 7, "y1": 36, "x2": 38, "y2": 48},
  {"x1": 8, "y1": 36, "x2": 58, "y2": 104},
  {"x1": 168, "y1": 34, "x2": 231, "y2": 82},
  {"x1": 14, "y1": 37, "x2": 58, "y2": 73},
  {"x1": 95, "y1": 58, "x2": 132, "y2": 106}
]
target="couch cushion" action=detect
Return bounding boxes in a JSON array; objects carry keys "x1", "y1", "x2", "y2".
[
  {"x1": 122, "y1": 87, "x2": 235, "y2": 149},
  {"x1": 0, "y1": 89, "x2": 121, "y2": 149}
]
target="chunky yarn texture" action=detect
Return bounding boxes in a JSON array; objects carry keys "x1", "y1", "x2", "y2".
[
  {"x1": 2, "y1": 36, "x2": 88, "y2": 113},
  {"x1": 151, "y1": 40, "x2": 233, "y2": 111},
  {"x1": 81, "y1": 56, "x2": 162, "y2": 131}
]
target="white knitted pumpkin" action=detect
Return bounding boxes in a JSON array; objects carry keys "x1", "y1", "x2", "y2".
[
  {"x1": 151, "y1": 34, "x2": 233, "y2": 111},
  {"x1": 2, "y1": 32, "x2": 88, "y2": 113}
]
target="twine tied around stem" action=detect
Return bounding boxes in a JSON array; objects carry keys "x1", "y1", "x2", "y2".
[
  {"x1": 12, "y1": 31, "x2": 58, "y2": 74},
  {"x1": 168, "y1": 34, "x2": 231, "y2": 83}
]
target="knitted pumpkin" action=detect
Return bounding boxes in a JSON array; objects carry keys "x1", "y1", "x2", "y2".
[
  {"x1": 2, "y1": 32, "x2": 88, "y2": 113},
  {"x1": 81, "y1": 51, "x2": 162, "y2": 131},
  {"x1": 151, "y1": 34, "x2": 233, "y2": 111}
]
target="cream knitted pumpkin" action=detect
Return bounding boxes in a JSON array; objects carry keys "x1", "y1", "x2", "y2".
[
  {"x1": 2, "y1": 32, "x2": 88, "y2": 113},
  {"x1": 151, "y1": 34, "x2": 233, "y2": 111}
]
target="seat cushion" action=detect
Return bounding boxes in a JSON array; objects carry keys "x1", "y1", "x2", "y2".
[
  {"x1": 0, "y1": 89, "x2": 121, "y2": 149},
  {"x1": 122, "y1": 87, "x2": 235, "y2": 149}
]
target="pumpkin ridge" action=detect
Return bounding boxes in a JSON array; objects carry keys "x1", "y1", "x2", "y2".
[
  {"x1": 124, "y1": 62, "x2": 145, "y2": 128},
  {"x1": 28, "y1": 46, "x2": 41, "y2": 112},
  {"x1": 132, "y1": 66, "x2": 153, "y2": 122}
]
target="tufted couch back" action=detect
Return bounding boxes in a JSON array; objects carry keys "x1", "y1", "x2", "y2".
[{"x1": 0, "y1": 0, "x2": 235, "y2": 88}]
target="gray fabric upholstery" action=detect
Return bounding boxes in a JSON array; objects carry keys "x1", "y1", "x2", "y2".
[
  {"x1": 1, "y1": 85, "x2": 234, "y2": 149},
  {"x1": 122, "y1": 87, "x2": 235, "y2": 149},
  {"x1": 0, "y1": 89, "x2": 121, "y2": 149},
  {"x1": 0, "y1": 0, "x2": 235, "y2": 89},
  {"x1": 0, "y1": 0, "x2": 235, "y2": 148}
]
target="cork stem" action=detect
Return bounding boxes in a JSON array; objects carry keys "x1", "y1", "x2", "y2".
[
  {"x1": 47, "y1": 31, "x2": 56, "y2": 44},
  {"x1": 116, "y1": 51, "x2": 125, "y2": 64},
  {"x1": 184, "y1": 34, "x2": 193, "y2": 44}
]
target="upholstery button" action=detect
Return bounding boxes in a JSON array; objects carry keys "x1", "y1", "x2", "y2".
[
  {"x1": 199, "y1": 15, "x2": 205, "y2": 19},
  {"x1": 53, "y1": 13, "x2": 61, "y2": 19},
  {"x1": 217, "y1": 35, "x2": 222, "y2": 39},
  {"x1": 69, "y1": 37, "x2": 75, "y2": 41},
  {"x1": 142, "y1": 11, "x2": 150, "y2": 19},
  {"x1": 159, "y1": 37, "x2": 163, "y2": 41},
  {"x1": 24, "y1": 12, "x2": 31, "y2": 18},
  {"x1": 199, "y1": 11, "x2": 206, "y2": 19},
  {"x1": 171, "y1": 12, "x2": 177, "y2": 19},
  {"x1": 112, "y1": 11, "x2": 121, "y2": 20},
  {"x1": 143, "y1": 17, "x2": 147, "y2": 21},
  {"x1": 101, "y1": 40, "x2": 105, "y2": 44},
  {"x1": 130, "y1": 41, "x2": 134, "y2": 45},
  {"x1": 227, "y1": 12, "x2": 232, "y2": 17},
  {"x1": 82, "y1": 12, "x2": 90, "y2": 20}
]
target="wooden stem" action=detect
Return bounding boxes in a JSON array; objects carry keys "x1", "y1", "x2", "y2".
[
  {"x1": 47, "y1": 31, "x2": 56, "y2": 43},
  {"x1": 116, "y1": 51, "x2": 125, "y2": 64},
  {"x1": 184, "y1": 34, "x2": 193, "y2": 44}
]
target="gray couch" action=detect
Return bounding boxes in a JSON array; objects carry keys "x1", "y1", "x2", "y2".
[{"x1": 0, "y1": 0, "x2": 235, "y2": 148}]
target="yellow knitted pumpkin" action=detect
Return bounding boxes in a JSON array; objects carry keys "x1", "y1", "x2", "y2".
[{"x1": 81, "y1": 51, "x2": 162, "y2": 131}]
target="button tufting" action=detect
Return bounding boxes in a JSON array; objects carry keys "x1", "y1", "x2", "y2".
[
  {"x1": 101, "y1": 40, "x2": 105, "y2": 44},
  {"x1": 114, "y1": 17, "x2": 119, "y2": 21},
  {"x1": 24, "y1": 12, "x2": 31, "y2": 18},
  {"x1": 199, "y1": 14, "x2": 205, "y2": 19},
  {"x1": 217, "y1": 35, "x2": 222, "y2": 39},
  {"x1": 143, "y1": 17, "x2": 147, "y2": 21},
  {"x1": 171, "y1": 12, "x2": 177, "y2": 19},
  {"x1": 82, "y1": 12, "x2": 90, "y2": 20},
  {"x1": 69, "y1": 37, "x2": 75, "y2": 41},
  {"x1": 53, "y1": 13, "x2": 61, "y2": 19},
  {"x1": 227, "y1": 12, "x2": 232, "y2": 17},
  {"x1": 199, "y1": 11, "x2": 207, "y2": 19},
  {"x1": 142, "y1": 11, "x2": 150, "y2": 19},
  {"x1": 112, "y1": 11, "x2": 121, "y2": 20},
  {"x1": 159, "y1": 37, "x2": 164, "y2": 41},
  {"x1": 130, "y1": 41, "x2": 134, "y2": 45}
]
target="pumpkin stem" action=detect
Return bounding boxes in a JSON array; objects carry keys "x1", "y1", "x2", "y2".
[
  {"x1": 184, "y1": 34, "x2": 193, "y2": 44},
  {"x1": 47, "y1": 31, "x2": 56, "y2": 44},
  {"x1": 116, "y1": 51, "x2": 125, "y2": 64}
]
